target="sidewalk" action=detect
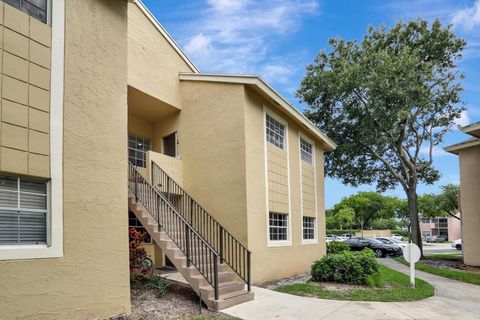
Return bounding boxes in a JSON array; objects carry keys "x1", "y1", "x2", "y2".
[{"x1": 223, "y1": 259, "x2": 480, "y2": 320}]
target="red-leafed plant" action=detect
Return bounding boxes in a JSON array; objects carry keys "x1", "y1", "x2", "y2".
[{"x1": 129, "y1": 228, "x2": 148, "y2": 273}]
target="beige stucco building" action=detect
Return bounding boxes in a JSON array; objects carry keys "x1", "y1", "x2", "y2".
[
  {"x1": 445, "y1": 121, "x2": 480, "y2": 267},
  {"x1": 0, "y1": 0, "x2": 335, "y2": 318}
]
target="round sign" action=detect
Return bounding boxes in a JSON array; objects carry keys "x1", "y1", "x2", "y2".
[{"x1": 403, "y1": 243, "x2": 421, "y2": 263}]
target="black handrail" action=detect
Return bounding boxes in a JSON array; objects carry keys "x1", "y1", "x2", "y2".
[
  {"x1": 128, "y1": 162, "x2": 219, "y2": 299},
  {"x1": 151, "y1": 161, "x2": 251, "y2": 291}
]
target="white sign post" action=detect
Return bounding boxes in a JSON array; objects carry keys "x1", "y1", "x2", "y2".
[{"x1": 403, "y1": 243, "x2": 421, "y2": 287}]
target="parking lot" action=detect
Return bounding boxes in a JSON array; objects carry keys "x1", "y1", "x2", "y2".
[{"x1": 423, "y1": 242, "x2": 461, "y2": 255}]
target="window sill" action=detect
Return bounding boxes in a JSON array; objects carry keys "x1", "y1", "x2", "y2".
[
  {"x1": 302, "y1": 239, "x2": 318, "y2": 245},
  {"x1": 267, "y1": 240, "x2": 292, "y2": 248},
  {"x1": 0, "y1": 243, "x2": 63, "y2": 261}
]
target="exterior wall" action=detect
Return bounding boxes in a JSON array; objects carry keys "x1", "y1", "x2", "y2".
[
  {"x1": 0, "y1": 1, "x2": 131, "y2": 319},
  {"x1": 447, "y1": 214, "x2": 462, "y2": 242},
  {"x1": 127, "y1": 2, "x2": 194, "y2": 109},
  {"x1": 267, "y1": 141, "x2": 290, "y2": 214},
  {"x1": 458, "y1": 145, "x2": 480, "y2": 266},
  {"x1": 128, "y1": 113, "x2": 153, "y2": 143},
  {"x1": 301, "y1": 161, "x2": 316, "y2": 218},
  {"x1": 180, "y1": 81, "x2": 249, "y2": 244},
  {"x1": 147, "y1": 151, "x2": 183, "y2": 184},
  {"x1": 355, "y1": 230, "x2": 392, "y2": 237},
  {"x1": 0, "y1": 3, "x2": 51, "y2": 177},
  {"x1": 152, "y1": 112, "x2": 181, "y2": 155},
  {"x1": 244, "y1": 87, "x2": 326, "y2": 283}
]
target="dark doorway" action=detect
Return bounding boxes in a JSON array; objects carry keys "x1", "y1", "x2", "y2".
[{"x1": 163, "y1": 132, "x2": 177, "y2": 157}]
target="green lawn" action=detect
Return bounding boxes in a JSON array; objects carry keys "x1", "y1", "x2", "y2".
[
  {"x1": 274, "y1": 265, "x2": 434, "y2": 302},
  {"x1": 394, "y1": 256, "x2": 480, "y2": 286}
]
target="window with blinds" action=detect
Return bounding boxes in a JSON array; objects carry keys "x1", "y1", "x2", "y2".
[{"x1": 0, "y1": 175, "x2": 48, "y2": 245}]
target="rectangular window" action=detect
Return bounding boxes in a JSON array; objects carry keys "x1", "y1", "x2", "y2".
[
  {"x1": 128, "y1": 135, "x2": 151, "y2": 168},
  {"x1": 0, "y1": 175, "x2": 48, "y2": 245},
  {"x1": 266, "y1": 114, "x2": 285, "y2": 149},
  {"x1": 163, "y1": 132, "x2": 177, "y2": 157},
  {"x1": 303, "y1": 217, "x2": 315, "y2": 240},
  {"x1": 269, "y1": 212, "x2": 288, "y2": 241},
  {"x1": 3, "y1": 0, "x2": 49, "y2": 24},
  {"x1": 300, "y1": 138, "x2": 313, "y2": 164},
  {"x1": 128, "y1": 211, "x2": 151, "y2": 243}
]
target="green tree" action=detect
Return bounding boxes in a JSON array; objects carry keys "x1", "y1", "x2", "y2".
[
  {"x1": 298, "y1": 20, "x2": 466, "y2": 255},
  {"x1": 334, "y1": 206, "x2": 355, "y2": 232},
  {"x1": 439, "y1": 184, "x2": 460, "y2": 219}
]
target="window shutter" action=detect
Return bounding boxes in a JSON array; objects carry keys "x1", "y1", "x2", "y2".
[{"x1": 0, "y1": 210, "x2": 18, "y2": 244}]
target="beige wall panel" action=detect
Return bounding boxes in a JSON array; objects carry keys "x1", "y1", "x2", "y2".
[
  {"x1": 147, "y1": 151, "x2": 183, "y2": 184},
  {"x1": 28, "y1": 84, "x2": 50, "y2": 112},
  {"x1": 29, "y1": 63, "x2": 50, "y2": 90},
  {"x1": 244, "y1": 87, "x2": 327, "y2": 283},
  {"x1": 29, "y1": 40, "x2": 51, "y2": 68},
  {"x1": 458, "y1": 145, "x2": 480, "y2": 266},
  {"x1": 180, "y1": 81, "x2": 248, "y2": 243},
  {"x1": 128, "y1": 3, "x2": 194, "y2": 109},
  {"x1": 28, "y1": 130, "x2": 49, "y2": 155},
  {"x1": 3, "y1": 3, "x2": 29, "y2": 35},
  {"x1": 2, "y1": 99, "x2": 28, "y2": 127},
  {"x1": 1, "y1": 146, "x2": 27, "y2": 174},
  {"x1": 3, "y1": 28, "x2": 29, "y2": 59},
  {"x1": 0, "y1": 1, "x2": 131, "y2": 319},
  {"x1": 2, "y1": 75, "x2": 28, "y2": 104},
  {"x1": 28, "y1": 107, "x2": 49, "y2": 133},
  {"x1": 28, "y1": 152, "x2": 49, "y2": 177},
  {"x1": 29, "y1": 18, "x2": 51, "y2": 47},
  {"x1": 3, "y1": 51, "x2": 28, "y2": 81},
  {"x1": 2, "y1": 122, "x2": 28, "y2": 150}
]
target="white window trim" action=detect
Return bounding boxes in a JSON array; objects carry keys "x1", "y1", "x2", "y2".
[
  {"x1": 299, "y1": 133, "x2": 318, "y2": 245},
  {"x1": 263, "y1": 106, "x2": 292, "y2": 247},
  {"x1": 0, "y1": 0, "x2": 64, "y2": 260}
]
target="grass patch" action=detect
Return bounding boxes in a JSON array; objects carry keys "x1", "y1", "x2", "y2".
[
  {"x1": 275, "y1": 265, "x2": 434, "y2": 302},
  {"x1": 425, "y1": 254, "x2": 462, "y2": 261},
  {"x1": 394, "y1": 256, "x2": 480, "y2": 286}
]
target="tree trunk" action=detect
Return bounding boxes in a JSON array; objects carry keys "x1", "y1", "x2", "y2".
[{"x1": 406, "y1": 185, "x2": 424, "y2": 258}]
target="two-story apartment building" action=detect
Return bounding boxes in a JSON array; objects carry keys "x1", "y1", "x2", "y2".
[
  {"x1": 445, "y1": 121, "x2": 480, "y2": 267},
  {"x1": 0, "y1": 0, "x2": 335, "y2": 318}
]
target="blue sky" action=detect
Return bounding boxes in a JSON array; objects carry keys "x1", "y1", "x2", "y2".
[{"x1": 143, "y1": 0, "x2": 480, "y2": 208}]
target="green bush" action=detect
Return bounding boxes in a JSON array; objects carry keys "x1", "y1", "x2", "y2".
[
  {"x1": 327, "y1": 241, "x2": 350, "y2": 254},
  {"x1": 326, "y1": 229, "x2": 359, "y2": 235},
  {"x1": 311, "y1": 249, "x2": 379, "y2": 285}
]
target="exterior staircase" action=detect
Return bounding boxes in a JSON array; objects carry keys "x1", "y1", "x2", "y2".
[{"x1": 128, "y1": 162, "x2": 253, "y2": 310}]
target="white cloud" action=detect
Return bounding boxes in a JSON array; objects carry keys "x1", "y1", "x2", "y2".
[
  {"x1": 451, "y1": 0, "x2": 480, "y2": 31},
  {"x1": 454, "y1": 110, "x2": 470, "y2": 127},
  {"x1": 420, "y1": 145, "x2": 452, "y2": 157},
  {"x1": 180, "y1": 0, "x2": 319, "y2": 85}
]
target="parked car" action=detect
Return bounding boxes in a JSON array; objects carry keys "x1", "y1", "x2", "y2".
[
  {"x1": 344, "y1": 237, "x2": 403, "y2": 258},
  {"x1": 340, "y1": 233, "x2": 354, "y2": 238},
  {"x1": 451, "y1": 239, "x2": 462, "y2": 250},
  {"x1": 326, "y1": 234, "x2": 341, "y2": 243},
  {"x1": 375, "y1": 237, "x2": 407, "y2": 250},
  {"x1": 426, "y1": 235, "x2": 448, "y2": 243},
  {"x1": 391, "y1": 234, "x2": 404, "y2": 241}
]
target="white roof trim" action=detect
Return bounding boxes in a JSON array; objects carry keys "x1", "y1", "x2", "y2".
[
  {"x1": 179, "y1": 73, "x2": 337, "y2": 150},
  {"x1": 462, "y1": 121, "x2": 480, "y2": 138},
  {"x1": 444, "y1": 139, "x2": 480, "y2": 154},
  {"x1": 133, "y1": 0, "x2": 200, "y2": 73}
]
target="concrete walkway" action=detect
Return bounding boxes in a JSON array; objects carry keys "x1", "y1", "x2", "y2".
[{"x1": 223, "y1": 259, "x2": 480, "y2": 320}]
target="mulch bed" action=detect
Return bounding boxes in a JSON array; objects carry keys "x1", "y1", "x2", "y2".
[
  {"x1": 423, "y1": 258, "x2": 480, "y2": 274},
  {"x1": 125, "y1": 280, "x2": 234, "y2": 320}
]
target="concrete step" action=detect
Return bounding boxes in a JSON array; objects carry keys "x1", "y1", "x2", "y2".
[{"x1": 213, "y1": 290, "x2": 254, "y2": 310}]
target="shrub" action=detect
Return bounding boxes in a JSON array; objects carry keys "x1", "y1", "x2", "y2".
[
  {"x1": 311, "y1": 249, "x2": 379, "y2": 285},
  {"x1": 327, "y1": 241, "x2": 350, "y2": 254},
  {"x1": 145, "y1": 275, "x2": 169, "y2": 298},
  {"x1": 129, "y1": 228, "x2": 149, "y2": 273}
]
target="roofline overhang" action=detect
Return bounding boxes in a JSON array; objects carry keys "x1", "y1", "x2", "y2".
[
  {"x1": 444, "y1": 139, "x2": 480, "y2": 154},
  {"x1": 179, "y1": 73, "x2": 337, "y2": 151},
  {"x1": 133, "y1": 0, "x2": 200, "y2": 73},
  {"x1": 462, "y1": 121, "x2": 480, "y2": 138}
]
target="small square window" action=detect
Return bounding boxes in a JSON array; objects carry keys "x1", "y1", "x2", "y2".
[
  {"x1": 269, "y1": 212, "x2": 288, "y2": 241},
  {"x1": 266, "y1": 114, "x2": 285, "y2": 149},
  {"x1": 303, "y1": 217, "x2": 315, "y2": 240},
  {"x1": 300, "y1": 138, "x2": 313, "y2": 164},
  {"x1": 128, "y1": 134, "x2": 151, "y2": 168}
]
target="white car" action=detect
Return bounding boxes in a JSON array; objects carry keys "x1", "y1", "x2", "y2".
[
  {"x1": 391, "y1": 234, "x2": 404, "y2": 241},
  {"x1": 451, "y1": 239, "x2": 462, "y2": 250},
  {"x1": 375, "y1": 237, "x2": 407, "y2": 250}
]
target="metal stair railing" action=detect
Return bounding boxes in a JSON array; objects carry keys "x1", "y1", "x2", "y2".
[
  {"x1": 128, "y1": 162, "x2": 220, "y2": 300},
  {"x1": 151, "y1": 161, "x2": 251, "y2": 291}
]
